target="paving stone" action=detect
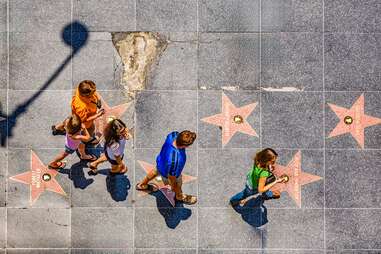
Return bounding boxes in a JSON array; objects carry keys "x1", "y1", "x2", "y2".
[
  {"x1": 198, "y1": 90, "x2": 260, "y2": 149},
  {"x1": 71, "y1": 250, "x2": 132, "y2": 254},
  {"x1": 73, "y1": 0, "x2": 136, "y2": 32},
  {"x1": 325, "y1": 92, "x2": 381, "y2": 149},
  {"x1": 199, "y1": 208, "x2": 262, "y2": 248},
  {"x1": 7, "y1": 208, "x2": 70, "y2": 248},
  {"x1": 147, "y1": 33, "x2": 197, "y2": 90},
  {"x1": 135, "y1": 90, "x2": 197, "y2": 148},
  {"x1": 71, "y1": 208, "x2": 133, "y2": 248},
  {"x1": 73, "y1": 32, "x2": 121, "y2": 91},
  {"x1": 262, "y1": 0, "x2": 323, "y2": 32},
  {"x1": 70, "y1": 149, "x2": 134, "y2": 207},
  {"x1": 199, "y1": 0, "x2": 260, "y2": 32},
  {"x1": 7, "y1": 148, "x2": 71, "y2": 208},
  {"x1": 9, "y1": 0, "x2": 71, "y2": 33},
  {"x1": 136, "y1": 0, "x2": 197, "y2": 32},
  {"x1": 199, "y1": 33, "x2": 260, "y2": 90},
  {"x1": 135, "y1": 250, "x2": 196, "y2": 254},
  {"x1": 0, "y1": 0, "x2": 6, "y2": 33},
  {"x1": 261, "y1": 92, "x2": 324, "y2": 149},
  {"x1": 326, "y1": 209, "x2": 381, "y2": 250},
  {"x1": 7, "y1": 90, "x2": 72, "y2": 149},
  {"x1": 324, "y1": 33, "x2": 381, "y2": 91},
  {"x1": 325, "y1": 0, "x2": 381, "y2": 33},
  {"x1": 263, "y1": 209, "x2": 324, "y2": 249},
  {"x1": 261, "y1": 32, "x2": 323, "y2": 91},
  {"x1": 0, "y1": 149, "x2": 5, "y2": 206},
  {"x1": 9, "y1": 33, "x2": 72, "y2": 90},
  {"x1": 134, "y1": 148, "x2": 197, "y2": 208},
  {"x1": 325, "y1": 149, "x2": 381, "y2": 208},
  {"x1": 7, "y1": 250, "x2": 69, "y2": 254},
  {"x1": 0, "y1": 33, "x2": 6, "y2": 90},
  {"x1": 134, "y1": 207, "x2": 197, "y2": 248}
]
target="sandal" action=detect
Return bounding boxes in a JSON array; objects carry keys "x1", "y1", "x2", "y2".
[
  {"x1": 48, "y1": 161, "x2": 66, "y2": 170},
  {"x1": 87, "y1": 163, "x2": 98, "y2": 176},
  {"x1": 176, "y1": 194, "x2": 197, "y2": 205},
  {"x1": 80, "y1": 154, "x2": 97, "y2": 162},
  {"x1": 135, "y1": 183, "x2": 156, "y2": 192},
  {"x1": 51, "y1": 125, "x2": 66, "y2": 136}
]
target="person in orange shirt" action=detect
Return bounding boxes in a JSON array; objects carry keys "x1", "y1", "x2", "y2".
[{"x1": 52, "y1": 80, "x2": 104, "y2": 160}]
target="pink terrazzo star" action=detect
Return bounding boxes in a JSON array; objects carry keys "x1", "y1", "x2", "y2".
[
  {"x1": 201, "y1": 92, "x2": 258, "y2": 147},
  {"x1": 327, "y1": 94, "x2": 381, "y2": 149},
  {"x1": 95, "y1": 93, "x2": 132, "y2": 137},
  {"x1": 270, "y1": 151, "x2": 322, "y2": 208},
  {"x1": 9, "y1": 150, "x2": 67, "y2": 205},
  {"x1": 136, "y1": 160, "x2": 197, "y2": 206}
]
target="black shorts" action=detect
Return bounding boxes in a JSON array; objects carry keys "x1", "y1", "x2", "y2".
[{"x1": 104, "y1": 149, "x2": 124, "y2": 165}]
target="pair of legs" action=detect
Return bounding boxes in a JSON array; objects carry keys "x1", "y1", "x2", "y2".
[
  {"x1": 136, "y1": 168, "x2": 197, "y2": 204},
  {"x1": 48, "y1": 146, "x2": 76, "y2": 169},
  {"x1": 89, "y1": 153, "x2": 127, "y2": 175},
  {"x1": 230, "y1": 185, "x2": 280, "y2": 206}
]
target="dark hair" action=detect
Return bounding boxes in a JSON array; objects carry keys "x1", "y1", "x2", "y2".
[
  {"x1": 78, "y1": 80, "x2": 96, "y2": 96},
  {"x1": 66, "y1": 114, "x2": 82, "y2": 135},
  {"x1": 104, "y1": 118, "x2": 127, "y2": 147},
  {"x1": 176, "y1": 130, "x2": 197, "y2": 147},
  {"x1": 254, "y1": 148, "x2": 278, "y2": 168}
]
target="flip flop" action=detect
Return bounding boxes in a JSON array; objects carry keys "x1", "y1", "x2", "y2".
[
  {"x1": 135, "y1": 183, "x2": 156, "y2": 192},
  {"x1": 48, "y1": 161, "x2": 66, "y2": 170},
  {"x1": 51, "y1": 125, "x2": 66, "y2": 136},
  {"x1": 87, "y1": 163, "x2": 98, "y2": 176},
  {"x1": 176, "y1": 194, "x2": 197, "y2": 205},
  {"x1": 81, "y1": 154, "x2": 97, "y2": 162}
]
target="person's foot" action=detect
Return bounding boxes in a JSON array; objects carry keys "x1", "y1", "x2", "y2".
[
  {"x1": 48, "y1": 161, "x2": 66, "y2": 170},
  {"x1": 80, "y1": 154, "x2": 97, "y2": 161},
  {"x1": 51, "y1": 125, "x2": 66, "y2": 136},
  {"x1": 88, "y1": 162, "x2": 98, "y2": 176},
  {"x1": 135, "y1": 182, "x2": 157, "y2": 192},
  {"x1": 176, "y1": 194, "x2": 197, "y2": 205}
]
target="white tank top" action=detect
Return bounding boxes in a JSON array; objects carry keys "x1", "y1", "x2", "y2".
[{"x1": 106, "y1": 138, "x2": 126, "y2": 160}]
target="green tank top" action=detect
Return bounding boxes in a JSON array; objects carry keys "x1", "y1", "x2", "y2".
[{"x1": 246, "y1": 165, "x2": 271, "y2": 189}]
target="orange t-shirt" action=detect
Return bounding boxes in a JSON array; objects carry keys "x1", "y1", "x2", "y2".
[{"x1": 71, "y1": 88, "x2": 100, "y2": 129}]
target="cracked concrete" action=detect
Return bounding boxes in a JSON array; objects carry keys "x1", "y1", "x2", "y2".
[{"x1": 112, "y1": 32, "x2": 168, "y2": 100}]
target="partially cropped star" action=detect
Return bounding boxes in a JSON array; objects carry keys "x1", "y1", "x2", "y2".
[
  {"x1": 328, "y1": 94, "x2": 381, "y2": 149},
  {"x1": 201, "y1": 92, "x2": 258, "y2": 147},
  {"x1": 270, "y1": 151, "x2": 322, "y2": 208},
  {"x1": 94, "y1": 93, "x2": 132, "y2": 137},
  {"x1": 136, "y1": 160, "x2": 197, "y2": 206},
  {"x1": 9, "y1": 150, "x2": 67, "y2": 205}
]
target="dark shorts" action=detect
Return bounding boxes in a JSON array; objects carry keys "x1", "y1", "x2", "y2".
[
  {"x1": 65, "y1": 145, "x2": 77, "y2": 154},
  {"x1": 105, "y1": 149, "x2": 124, "y2": 165}
]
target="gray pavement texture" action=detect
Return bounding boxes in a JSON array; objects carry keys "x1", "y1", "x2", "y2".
[{"x1": 0, "y1": 0, "x2": 381, "y2": 253}]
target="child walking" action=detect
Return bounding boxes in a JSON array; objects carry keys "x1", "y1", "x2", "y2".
[
  {"x1": 230, "y1": 148, "x2": 287, "y2": 207},
  {"x1": 88, "y1": 118, "x2": 130, "y2": 175},
  {"x1": 49, "y1": 114, "x2": 95, "y2": 169}
]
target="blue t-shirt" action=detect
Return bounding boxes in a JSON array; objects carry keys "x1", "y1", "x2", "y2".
[{"x1": 156, "y1": 131, "x2": 187, "y2": 178}]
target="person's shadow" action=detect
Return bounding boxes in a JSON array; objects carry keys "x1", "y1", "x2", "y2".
[
  {"x1": 149, "y1": 191, "x2": 192, "y2": 229},
  {"x1": 59, "y1": 161, "x2": 94, "y2": 190},
  {"x1": 98, "y1": 169, "x2": 131, "y2": 202},
  {"x1": 232, "y1": 196, "x2": 268, "y2": 228}
]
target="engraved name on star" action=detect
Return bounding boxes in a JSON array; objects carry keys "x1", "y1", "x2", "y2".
[
  {"x1": 136, "y1": 160, "x2": 197, "y2": 206},
  {"x1": 9, "y1": 150, "x2": 67, "y2": 205},
  {"x1": 201, "y1": 92, "x2": 258, "y2": 147},
  {"x1": 270, "y1": 151, "x2": 322, "y2": 208},
  {"x1": 327, "y1": 94, "x2": 381, "y2": 149}
]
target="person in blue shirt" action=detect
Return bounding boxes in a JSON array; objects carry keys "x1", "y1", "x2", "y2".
[{"x1": 136, "y1": 130, "x2": 197, "y2": 204}]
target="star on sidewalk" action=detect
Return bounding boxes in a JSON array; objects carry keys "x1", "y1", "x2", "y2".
[
  {"x1": 136, "y1": 160, "x2": 197, "y2": 206},
  {"x1": 95, "y1": 94, "x2": 132, "y2": 137},
  {"x1": 270, "y1": 151, "x2": 322, "y2": 208},
  {"x1": 9, "y1": 150, "x2": 67, "y2": 205},
  {"x1": 201, "y1": 92, "x2": 258, "y2": 147},
  {"x1": 327, "y1": 94, "x2": 381, "y2": 149}
]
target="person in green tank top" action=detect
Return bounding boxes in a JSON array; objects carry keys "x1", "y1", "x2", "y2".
[{"x1": 230, "y1": 148, "x2": 287, "y2": 207}]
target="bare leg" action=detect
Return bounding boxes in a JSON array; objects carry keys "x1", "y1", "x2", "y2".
[
  {"x1": 49, "y1": 151, "x2": 69, "y2": 168},
  {"x1": 77, "y1": 143, "x2": 94, "y2": 160},
  {"x1": 110, "y1": 163, "x2": 128, "y2": 174},
  {"x1": 89, "y1": 154, "x2": 107, "y2": 172},
  {"x1": 137, "y1": 169, "x2": 158, "y2": 188}
]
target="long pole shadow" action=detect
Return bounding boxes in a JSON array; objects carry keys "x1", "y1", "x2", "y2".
[{"x1": 0, "y1": 21, "x2": 89, "y2": 146}]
